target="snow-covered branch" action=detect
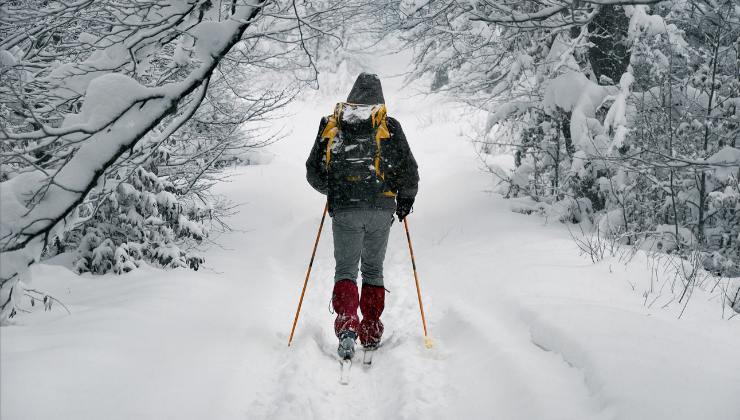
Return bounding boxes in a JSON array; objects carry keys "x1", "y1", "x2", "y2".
[{"x1": 0, "y1": 1, "x2": 266, "y2": 322}]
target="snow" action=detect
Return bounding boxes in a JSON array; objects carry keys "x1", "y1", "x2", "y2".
[
  {"x1": 506, "y1": 53, "x2": 534, "y2": 83},
  {"x1": 603, "y1": 72, "x2": 633, "y2": 152},
  {"x1": 598, "y1": 208, "x2": 625, "y2": 235},
  {"x1": 155, "y1": 190, "x2": 178, "y2": 210},
  {"x1": 487, "y1": 101, "x2": 529, "y2": 127},
  {"x1": 543, "y1": 71, "x2": 616, "y2": 154},
  {"x1": 571, "y1": 149, "x2": 588, "y2": 175},
  {"x1": 2, "y1": 50, "x2": 739, "y2": 420},
  {"x1": 45, "y1": 43, "x2": 131, "y2": 101},
  {"x1": 511, "y1": 156, "x2": 534, "y2": 187},
  {"x1": 544, "y1": 33, "x2": 581, "y2": 74},
  {"x1": 707, "y1": 146, "x2": 740, "y2": 182},
  {"x1": 62, "y1": 73, "x2": 150, "y2": 128},
  {"x1": 192, "y1": 22, "x2": 235, "y2": 62},
  {"x1": 342, "y1": 104, "x2": 375, "y2": 122},
  {"x1": 0, "y1": 170, "x2": 47, "y2": 240},
  {"x1": 639, "y1": 224, "x2": 696, "y2": 253},
  {"x1": 0, "y1": 49, "x2": 17, "y2": 66},
  {"x1": 624, "y1": 6, "x2": 687, "y2": 49}
]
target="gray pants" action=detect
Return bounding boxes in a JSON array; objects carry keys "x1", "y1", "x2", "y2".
[{"x1": 332, "y1": 209, "x2": 394, "y2": 287}]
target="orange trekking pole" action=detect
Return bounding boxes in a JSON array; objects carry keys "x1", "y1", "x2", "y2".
[
  {"x1": 288, "y1": 202, "x2": 329, "y2": 346},
  {"x1": 403, "y1": 217, "x2": 433, "y2": 349}
]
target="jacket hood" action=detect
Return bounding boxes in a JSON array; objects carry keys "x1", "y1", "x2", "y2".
[{"x1": 346, "y1": 73, "x2": 385, "y2": 105}]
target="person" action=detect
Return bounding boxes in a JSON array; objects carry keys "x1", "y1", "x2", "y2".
[{"x1": 306, "y1": 73, "x2": 419, "y2": 359}]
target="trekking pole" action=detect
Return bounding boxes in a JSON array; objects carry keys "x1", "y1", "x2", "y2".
[
  {"x1": 288, "y1": 202, "x2": 329, "y2": 347},
  {"x1": 403, "y1": 217, "x2": 434, "y2": 349}
]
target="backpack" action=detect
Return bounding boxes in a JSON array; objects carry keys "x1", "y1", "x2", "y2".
[{"x1": 321, "y1": 102, "x2": 397, "y2": 201}]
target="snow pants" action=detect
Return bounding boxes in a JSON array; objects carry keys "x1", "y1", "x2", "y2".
[{"x1": 332, "y1": 209, "x2": 394, "y2": 287}]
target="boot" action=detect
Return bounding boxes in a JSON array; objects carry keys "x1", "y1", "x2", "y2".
[
  {"x1": 359, "y1": 284, "x2": 385, "y2": 348},
  {"x1": 337, "y1": 331, "x2": 357, "y2": 360},
  {"x1": 332, "y1": 279, "x2": 359, "y2": 357}
]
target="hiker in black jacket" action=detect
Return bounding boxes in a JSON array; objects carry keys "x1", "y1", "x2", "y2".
[{"x1": 306, "y1": 73, "x2": 419, "y2": 359}]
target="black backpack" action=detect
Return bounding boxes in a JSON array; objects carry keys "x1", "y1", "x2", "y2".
[{"x1": 321, "y1": 102, "x2": 396, "y2": 204}]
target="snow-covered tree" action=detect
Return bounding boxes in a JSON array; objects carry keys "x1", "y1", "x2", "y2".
[
  {"x1": 394, "y1": 0, "x2": 740, "y2": 309},
  {"x1": 0, "y1": 0, "x2": 347, "y2": 322}
]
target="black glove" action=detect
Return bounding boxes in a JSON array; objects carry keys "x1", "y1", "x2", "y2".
[{"x1": 395, "y1": 196, "x2": 415, "y2": 221}]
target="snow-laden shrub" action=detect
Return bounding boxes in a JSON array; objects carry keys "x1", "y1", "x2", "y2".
[
  {"x1": 509, "y1": 200, "x2": 547, "y2": 216},
  {"x1": 549, "y1": 197, "x2": 593, "y2": 224},
  {"x1": 639, "y1": 225, "x2": 696, "y2": 254},
  {"x1": 60, "y1": 164, "x2": 209, "y2": 275},
  {"x1": 702, "y1": 182, "x2": 740, "y2": 277}
]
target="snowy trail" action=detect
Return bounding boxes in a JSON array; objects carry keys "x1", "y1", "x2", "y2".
[
  {"x1": 215, "y1": 121, "x2": 609, "y2": 420},
  {"x1": 3, "y1": 55, "x2": 740, "y2": 420}
]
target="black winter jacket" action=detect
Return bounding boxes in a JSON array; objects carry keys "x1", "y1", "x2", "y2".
[{"x1": 306, "y1": 116, "x2": 419, "y2": 215}]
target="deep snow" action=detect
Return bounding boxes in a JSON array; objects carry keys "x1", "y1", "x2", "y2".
[{"x1": 2, "y1": 55, "x2": 739, "y2": 420}]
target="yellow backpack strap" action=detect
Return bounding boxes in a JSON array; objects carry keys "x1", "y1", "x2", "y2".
[
  {"x1": 371, "y1": 104, "x2": 396, "y2": 197},
  {"x1": 371, "y1": 104, "x2": 390, "y2": 178},
  {"x1": 321, "y1": 103, "x2": 344, "y2": 169}
]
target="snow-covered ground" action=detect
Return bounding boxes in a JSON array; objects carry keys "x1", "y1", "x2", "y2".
[{"x1": 2, "y1": 54, "x2": 739, "y2": 420}]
